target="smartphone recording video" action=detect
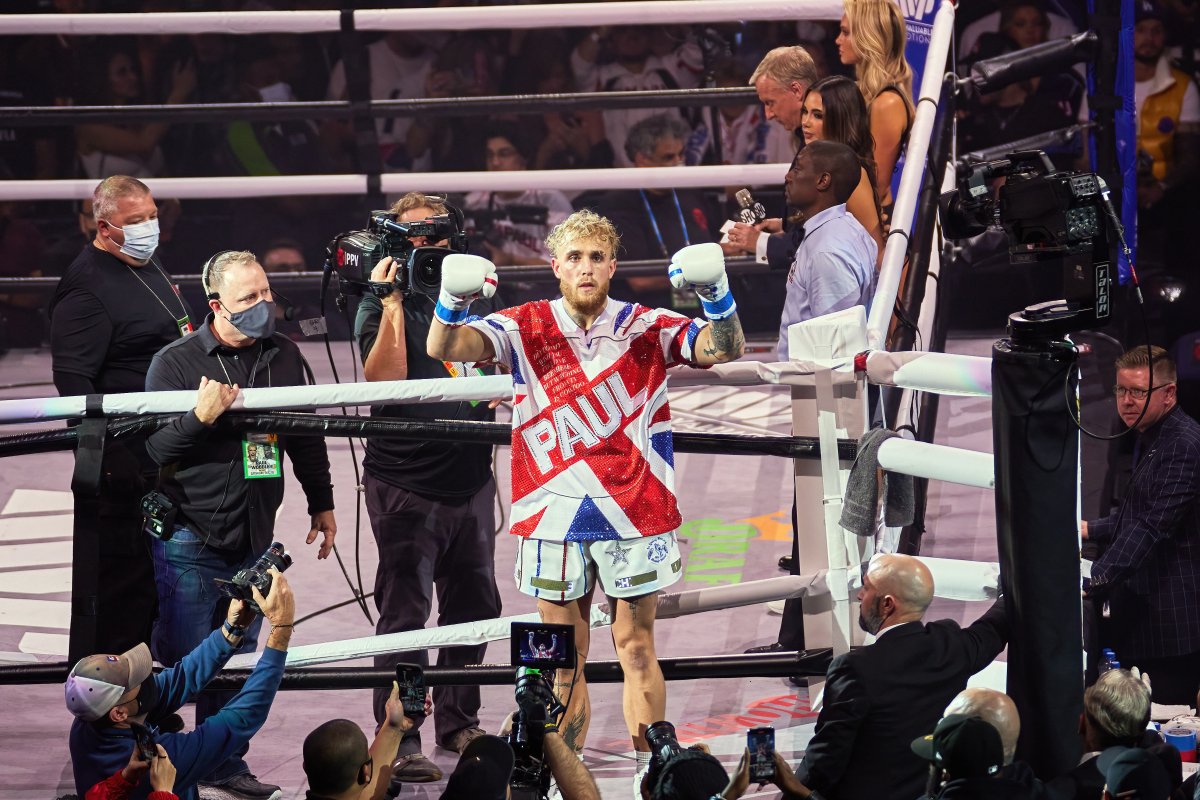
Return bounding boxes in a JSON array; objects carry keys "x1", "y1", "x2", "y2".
[
  {"x1": 510, "y1": 622, "x2": 576, "y2": 671},
  {"x1": 395, "y1": 663, "x2": 426, "y2": 718},
  {"x1": 747, "y1": 726, "x2": 776, "y2": 782}
]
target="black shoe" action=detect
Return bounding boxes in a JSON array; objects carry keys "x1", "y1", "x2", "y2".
[
  {"x1": 197, "y1": 774, "x2": 281, "y2": 800},
  {"x1": 745, "y1": 642, "x2": 789, "y2": 654},
  {"x1": 778, "y1": 555, "x2": 795, "y2": 572}
]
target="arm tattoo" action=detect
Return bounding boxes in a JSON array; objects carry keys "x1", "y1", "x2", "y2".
[
  {"x1": 562, "y1": 708, "x2": 588, "y2": 752},
  {"x1": 703, "y1": 313, "x2": 745, "y2": 359}
]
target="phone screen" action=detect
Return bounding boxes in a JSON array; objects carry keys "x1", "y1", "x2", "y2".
[
  {"x1": 747, "y1": 727, "x2": 776, "y2": 782},
  {"x1": 510, "y1": 622, "x2": 576, "y2": 670},
  {"x1": 395, "y1": 663, "x2": 426, "y2": 718},
  {"x1": 131, "y1": 722, "x2": 156, "y2": 762}
]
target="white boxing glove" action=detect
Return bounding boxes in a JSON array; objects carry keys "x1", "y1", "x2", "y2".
[
  {"x1": 434, "y1": 253, "x2": 498, "y2": 325},
  {"x1": 668, "y1": 242, "x2": 736, "y2": 320}
]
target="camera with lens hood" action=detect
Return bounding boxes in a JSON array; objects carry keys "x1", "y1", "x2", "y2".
[{"x1": 213, "y1": 541, "x2": 292, "y2": 613}]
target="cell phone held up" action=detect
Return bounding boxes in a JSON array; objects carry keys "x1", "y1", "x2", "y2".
[
  {"x1": 395, "y1": 663, "x2": 426, "y2": 718},
  {"x1": 747, "y1": 726, "x2": 776, "y2": 783},
  {"x1": 130, "y1": 722, "x2": 157, "y2": 763}
]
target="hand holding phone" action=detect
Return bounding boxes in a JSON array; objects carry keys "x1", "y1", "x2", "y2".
[
  {"x1": 395, "y1": 663, "x2": 427, "y2": 718},
  {"x1": 747, "y1": 727, "x2": 776, "y2": 783},
  {"x1": 131, "y1": 722, "x2": 157, "y2": 763}
]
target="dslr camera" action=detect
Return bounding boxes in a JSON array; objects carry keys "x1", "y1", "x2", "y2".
[
  {"x1": 213, "y1": 541, "x2": 292, "y2": 614},
  {"x1": 327, "y1": 200, "x2": 469, "y2": 299},
  {"x1": 506, "y1": 622, "x2": 575, "y2": 800}
]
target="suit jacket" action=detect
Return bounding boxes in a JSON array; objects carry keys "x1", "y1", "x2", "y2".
[
  {"x1": 795, "y1": 600, "x2": 1008, "y2": 800},
  {"x1": 1089, "y1": 406, "x2": 1200, "y2": 658}
]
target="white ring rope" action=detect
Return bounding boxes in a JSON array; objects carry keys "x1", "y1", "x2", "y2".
[
  {"x1": 0, "y1": 164, "x2": 791, "y2": 202},
  {"x1": 1, "y1": 1, "x2": 844, "y2": 36},
  {"x1": 228, "y1": 559, "x2": 1003, "y2": 669}
]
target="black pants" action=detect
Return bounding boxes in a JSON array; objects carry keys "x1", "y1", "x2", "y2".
[
  {"x1": 777, "y1": 498, "x2": 806, "y2": 651},
  {"x1": 73, "y1": 440, "x2": 159, "y2": 656},
  {"x1": 366, "y1": 474, "x2": 502, "y2": 753}
]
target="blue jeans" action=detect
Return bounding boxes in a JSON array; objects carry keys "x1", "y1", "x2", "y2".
[{"x1": 151, "y1": 526, "x2": 263, "y2": 783}]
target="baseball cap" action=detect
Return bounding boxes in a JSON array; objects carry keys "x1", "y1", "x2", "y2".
[
  {"x1": 911, "y1": 714, "x2": 1005, "y2": 779},
  {"x1": 64, "y1": 643, "x2": 153, "y2": 722},
  {"x1": 440, "y1": 735, "x2": 514, "y2": 800},
  {"x1": 1098, "y1": 746, "x2": 1172, "y2": 798},
  {"x1": 1135, "y1": 0, "x2": 1164, "y2": 23}
]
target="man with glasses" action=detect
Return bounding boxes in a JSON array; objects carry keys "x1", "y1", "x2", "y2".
[{"x1": 1084, "y1": 345, "x2": 1200, "y2": 704}]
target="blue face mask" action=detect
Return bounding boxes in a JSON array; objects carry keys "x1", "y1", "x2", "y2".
[
  {"x1": 224, "y1": 299, "x2": 277, "y2": 340},
  {"x1": 107, "y1": 217, "x2": 159, "y2": 262}
]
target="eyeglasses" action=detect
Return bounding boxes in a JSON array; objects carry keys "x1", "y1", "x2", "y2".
[{"x1": 1113, "y1": 383, "x2": 1174, "y2": 401}]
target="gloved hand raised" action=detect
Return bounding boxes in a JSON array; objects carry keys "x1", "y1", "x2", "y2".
[
  {"x1": 434, "y1": 253, "x2": 498, "y2": 326},
  {"x1": 668, "y1": 242, "x2": 737, "y2": 320}
]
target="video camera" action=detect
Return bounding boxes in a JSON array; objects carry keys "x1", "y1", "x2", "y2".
[
  {"x1": 506, "y1": 622, "x2": 574, "y2": 800},
  {"x1": 327, "y1": 201, "x2": 469, "y2": 299},
  {"x1": 938, "y1": 150, "x2": 1115, "y2": 344},
  {"x1": 213, "y1": 541, "x2": 292, "y2": 614}
]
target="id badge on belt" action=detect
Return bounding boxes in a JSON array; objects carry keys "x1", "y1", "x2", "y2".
[{"x1": 243, "y1": 433, "x2": 281, "y2": 479}]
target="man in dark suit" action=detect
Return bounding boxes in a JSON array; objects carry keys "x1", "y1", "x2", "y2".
[
  {"x1": 1084, "y1": 345, "x2": 1200, "y2": 705},
  {"x1": 793, "y1": 554, "x2": 1008, "y2": 800}
]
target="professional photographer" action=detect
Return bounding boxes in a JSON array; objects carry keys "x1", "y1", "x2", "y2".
[
  {"x1": 86, "y1": 743, "x2": 178, "y2": 800},
  {"x1": 497, "y1": 677, "x2": 602, "y2": 800},
  {"x1": 48, "y1": 175, "x2": 195, "y2": 655},
  {"x1": 68, "y1": 571, "x2": 296, "y2": 800},
  {"x1": 301, "y1": 682, "x2": 414, "y2": 800},
  {"x1": 144, "y1": 249, "x2": 336, "y2": 799},
  {"x1": 352, "y1": 193, "x2": 501, "y2": 783}
]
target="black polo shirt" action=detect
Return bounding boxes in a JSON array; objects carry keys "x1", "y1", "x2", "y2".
[{"x1": 145, "y1": 315, "x2": 334, "y2": 555}]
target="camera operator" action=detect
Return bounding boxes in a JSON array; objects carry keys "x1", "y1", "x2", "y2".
[
  {"x1": 497, "y1": 699, "x2": 601, "y2": 800},
  {"x1": 353, "y1": 192, "x2": 502, "y2": 783},
  {"x1": 463, "y1": 124, "x2": 573, "y2": 267},
  {"x1": 143, "y1": 250, "x2": 336, "y2": 799},
  {"x1": 301, "y1": 682, "x2": 414, "y2": 800},
  {"x1": 48, "y1": 175, "x2": 196, "y2": 656},
  {"x1": 68, "y1": 571, "x2": 297, "y2": 800},
  {"x1": 86, "y1": 743, "x2": 178, "y2": 800}
]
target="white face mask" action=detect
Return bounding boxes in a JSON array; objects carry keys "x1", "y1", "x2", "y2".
[
  {"x1": 107, "y1": 217, "x2": 160, "y2": 262},
  {"x1": 258, "y1": 82, "x2": 295, "y2": 103}
]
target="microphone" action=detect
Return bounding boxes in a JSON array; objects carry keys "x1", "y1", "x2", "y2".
[
  {"x1": 270, "y1": 289, "x2": 298, "y2": 321},
  {"x1": 734, "y1": 189, "x2": 767, "y2": 225}
]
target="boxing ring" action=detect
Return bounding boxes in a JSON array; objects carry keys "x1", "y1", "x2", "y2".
[{"x1": 0, "y1": 0, "x2": 1123, "y2": 793}]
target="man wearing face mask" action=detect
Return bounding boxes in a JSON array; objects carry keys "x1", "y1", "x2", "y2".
[
  {"x1": 791, "y1": 554, "x2": 1008, "y2": 800},
  {"x1": 142, "y1": 250, "x2": 336, "y2": 800},
  {"x1": 49, "y1": 175, "x2": 195, "y2": 658}
]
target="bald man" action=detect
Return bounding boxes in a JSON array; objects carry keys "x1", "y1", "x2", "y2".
[{"x1": 793, "y1": 554, "x2": 1009, "y2": 800}]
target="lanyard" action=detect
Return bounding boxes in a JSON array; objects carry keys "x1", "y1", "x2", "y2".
[
  {"x1": 640, "y1": 189, "x2": 690, "y2": 259},
  {"x1": 216, "y1": 342, "x2": 268, "y2": 389},
  {"x1": 124, "y1": 259, "x2": 191, "y2": 335}
]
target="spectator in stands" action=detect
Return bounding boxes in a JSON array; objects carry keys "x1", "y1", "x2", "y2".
[
  {"x1": 1048, "y1": 668, "x2": 1157, "y2": 800},
  {"x1": 1098, "y1": 747, "x2": 1173, "y2": 800},
  {"x1": 941, "y1": 687, "x2": 1055, "y2": 797},
  {"x1": 910, "y1": 714, "x2": 1028, "y2": 799},
  {"x1": 301, "y1": 682, "x2": 413, "y2": 800},
  {"x1": 837, "y1": 0, "x2": 915, "y2": 220},
  {"x1": 407, "y1": 33, "x2": 497, "y2": 173},
  {"x1": 591, "y1": 113, "x2": 716, "y2": 263},
  {"x1": 67, "y1": 573, "x2": 296, "y2": 800},
  {"x1": 503, "y1": 36, "x2": 613, "y2": 171},
  {"x1": 722, "y1": 46, "x2": 818, "y2": 271},
  {"x1": 464, "y1": 123, "x2": 574, "y2": 266},
  {"x1": 571, "y1": 25, "x2": 701, "y2": 167},
  {"x1": 799, "y1": 76, "x2": 885, "y2": 263},
  {"x1": 792, "y1": 553, "x2": 1008, "y2": 799},
  {"x1": 684, "y1": 58, "x2": 795, "y2": 168},
  {"x1": 1132, "y1": 0, "x2": 1199, "y2": 273},
  {"x1": 326, "y1": 31, "x2": 434, "y2": 171},
  {"x1": 76, "y1": 45, "x2": 196, "y2": 179},
  {"x1": 260, "y1": 239, "x2": 307, "y2": 274},
  {"x1": 86, "y1": 743, "x2": 178, "y2": 800},
  {"x1": 775, "y1": 141, "x2": 877, "y2": 360},
  {"x1": 959, "y1": 1, "x2": 1080, "y2": 59}
]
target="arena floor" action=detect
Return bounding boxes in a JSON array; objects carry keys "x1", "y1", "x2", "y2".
[{"x1": 0, "y1": 337, "x2": 1001, "y2": 800}]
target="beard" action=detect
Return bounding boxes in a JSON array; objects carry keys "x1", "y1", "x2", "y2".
[
  {"x1": 1135, "y1": 50, "x2": 1161, "y2": 66},
  {"x1": 560, "y1": 276, "x2": 610, "y2": 316},
  {"x1": 858, "y1": 599, "x2": 884, "y2": 635}
]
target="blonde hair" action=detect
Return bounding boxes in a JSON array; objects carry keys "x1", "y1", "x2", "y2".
[
  {"x1": 202, "y1": 250, "x2": 259, "y2": 297},
  {"x1": 545, "y1": 209, "x2": 621, "y2": 260},
  {"x1": 749, "y1": 45, "x2": 819, "y2": 91},
  {"x1": 845, "y1": 0, "x2": 915, "y2": 113},
  {"x1": 1116, "y1": 345, "x2": 1176, "y2": 386},
  {"x1": 92, "y1": 175, "x2": 150, "y2": 222},
  {"x1": 388, "y1": 192, "x2": 448, "y2": 218}
]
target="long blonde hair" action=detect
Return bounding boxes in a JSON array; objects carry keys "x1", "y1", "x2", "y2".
[{"x1": 845, "y1": 0, "x2": 915, "y2": 114}]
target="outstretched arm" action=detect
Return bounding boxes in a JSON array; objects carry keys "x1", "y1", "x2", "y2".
[
  {"x1": 693, "y1": 313, "x2": 745, "y2": 366},
  {"x1": 427, "y1": 253, "x2": 499, "y2": 363}
]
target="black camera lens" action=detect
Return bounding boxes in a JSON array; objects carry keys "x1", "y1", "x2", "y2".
[{"x1": 645, "y1": 720, "x2": 681, "y2": 762}]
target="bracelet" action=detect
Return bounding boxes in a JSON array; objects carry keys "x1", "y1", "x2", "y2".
[
  {"x1": 222, "y1": 621, "x2": 246, "y2": 638},
  {"x1": 271, "y1": 623, "x2": 295, "y2": 630}
]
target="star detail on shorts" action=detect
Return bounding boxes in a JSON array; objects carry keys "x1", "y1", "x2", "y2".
[{"x1": 607, "y1": 541, "x2": 632, "y2": 566}]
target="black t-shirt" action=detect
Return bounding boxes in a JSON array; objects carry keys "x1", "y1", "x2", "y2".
[
  {"x1": 353, "y1": 292, "x2": 498, "y2": 502},
  {"x1": 49, "y1": 245, "x2": 195, "y2": 395}
]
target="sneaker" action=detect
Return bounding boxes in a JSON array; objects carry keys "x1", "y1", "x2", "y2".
[
  {"x1": 442, "y1": 725, "x2": 487, "y2": 754},
  {"x1": 390, "y1": 752, "x2": 444, "y2": 783},
  {"x1": 197, "y1": 774, "x2": 282, "y2": 800},
  {"x1": 633, "y1": 766, "x2": 649, "y2": 799}
]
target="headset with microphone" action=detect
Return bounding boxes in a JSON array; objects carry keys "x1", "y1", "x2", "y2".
[{"x1": 201, "y1": 250, "x2": 298, "y2": 321}]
